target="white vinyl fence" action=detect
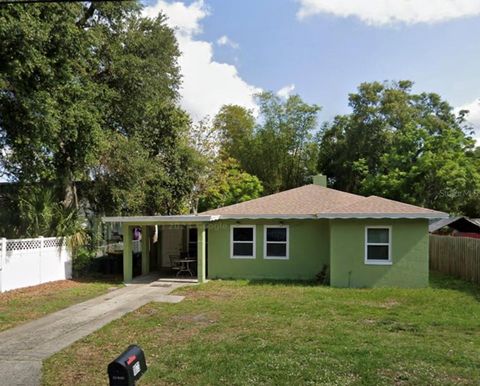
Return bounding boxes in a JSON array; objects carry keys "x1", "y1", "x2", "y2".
[{"x1": 0, "y1": 237, "x2": 72, "y2": 293}]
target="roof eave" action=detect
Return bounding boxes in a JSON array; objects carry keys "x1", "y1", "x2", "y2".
[
  {"x1": 317, "y1": 212, "x2": 449, "y2": 219},
  {"x1": 102, "y1": 212, "x2": 449, "y2": 223},
  {"x1": 216, "y1": 214, "x2": 318, "y2": 220}
]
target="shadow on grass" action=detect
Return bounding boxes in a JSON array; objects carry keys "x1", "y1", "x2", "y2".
[
  {"x1": 245, "y1": 273, "x2": 480, "y2": 299},
  {"x1": 430, "y1": 271, "x2": 480, "y2": 301}
]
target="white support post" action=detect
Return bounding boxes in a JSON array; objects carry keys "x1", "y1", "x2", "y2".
[
  {"x1": 123, "y1": 224, "x2": 133, "y2": 282},
  {"x1": 197, "y1": 224, "x2": 206, "y2": 283}
]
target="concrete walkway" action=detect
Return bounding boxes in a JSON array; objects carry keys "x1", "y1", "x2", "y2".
[{"x1": 0, "y1": 275, "x2": 191, "y2": 386}]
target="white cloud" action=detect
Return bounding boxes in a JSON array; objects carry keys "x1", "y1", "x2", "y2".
[
  {"x1": 276, "y1": 84, "x2": 296, "y2": 98},
  {"x1": 143, "y1": 0, "x2": 208, "y2": 37},
  {"x1": 456, "y1": 98, "x2": 480, "y2": 144},
  {"x1": 217, "y1": 35, "x2": 239, "y2": 49},
  {"x1": 297, "y1": 0, "x2": 480, "y2": 26},
  {"x1": 143, "y1": 1, "x2": 259, "y2": 121}
]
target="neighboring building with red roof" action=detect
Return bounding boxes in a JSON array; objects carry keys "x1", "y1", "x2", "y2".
[{"x1": 104, "y1": 175, "x2": 448, "y2": 288}]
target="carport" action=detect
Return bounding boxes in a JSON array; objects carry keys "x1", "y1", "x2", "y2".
[{"x1": 102, "y1": 215, "x2": 218, "y2": 283}]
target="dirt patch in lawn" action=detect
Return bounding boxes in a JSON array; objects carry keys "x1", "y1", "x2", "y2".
[
  {"x1": 0, "y1": 280, "x2": 83, "y2": 301},
  {"x1": 356, "y1": 299, "x2": 401, "y2": 309},
  {"x1": 147, "y1": 311, "x2": 222, "y2": 344},
  {"x1": 379, "y1": 299, "x2": 400, "y2": 308},
  {"x1": 181, "y1": 287, "x2": 248, "y2": 303},
  {"x1": 172, "y1": 312, "x2": 219, "y2": 326}
]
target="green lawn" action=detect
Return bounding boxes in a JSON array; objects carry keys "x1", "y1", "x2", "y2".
[
  {"x1": 0, "y1": 278, "x2": 121, "y2": 332},
  {"x1": 43, "y1": 273, "x2": 480, "y2": 385}
]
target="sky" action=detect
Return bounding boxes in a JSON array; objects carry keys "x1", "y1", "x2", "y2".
[{"x1": 142, "y1": 0, "x2": 480, "y2": 142}]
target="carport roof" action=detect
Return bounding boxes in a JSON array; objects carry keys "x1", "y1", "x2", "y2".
[{"x1": 102, "y1": 215, "x2": 219, "y2": 224}]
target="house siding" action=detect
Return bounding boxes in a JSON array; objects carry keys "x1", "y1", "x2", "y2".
[
  {"x1": 207, "y1": 218, "x2": 429, "y2": 287},
  {"x1": 207, "y1": 219, "x2": 329, "y2": 280},
  {"x1": 329, "y1": 219, "x2": 429, "y2": 288}
]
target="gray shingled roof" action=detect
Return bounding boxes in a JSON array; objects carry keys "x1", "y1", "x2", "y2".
[{"x1": 201, "y1": 184, "x2": 447, "y2": 219}]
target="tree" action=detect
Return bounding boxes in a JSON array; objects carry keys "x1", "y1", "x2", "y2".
[
  {"x1": 0, "y1": 3, "x2": 105, "y2": 205},
  {"x1": 214, "y1": 105, "x2": 255, "y2": 162},
  {"x1": 215, "y1": 93, "x2": 321, "y2": 195},
  {"x1": 186, "y1": 118, "x2": 262, "y2": 213},
  {"x1": 198, "y1": 158, "x2": 263, "y2": 212},
  {"x1": 0, "y1": 2, "x2": 199, "y2": 232},
  {"x1": 461, "y1": 145, "x2": 480, "y2": 216},
  {"x1": 86, "y1": 131, "x2": 201, "y2": 217},
  {"x1": 318, "y1": 81, "x2": 480, "y2": 215},
  {"x1": 253, "y1": 92, "x2": 320, "y2": 193},
  {"x1": 88, "y1": 134, "x2": 155, "y2": 216}
]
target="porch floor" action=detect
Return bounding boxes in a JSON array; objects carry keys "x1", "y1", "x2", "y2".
[{"x1": 129, "y1": 271, "x2": 199, "y2": 285}]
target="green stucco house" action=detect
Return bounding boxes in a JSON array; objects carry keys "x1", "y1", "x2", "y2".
[{"x1": 104, "y1": 175, "x2": 447, "y2": 288}]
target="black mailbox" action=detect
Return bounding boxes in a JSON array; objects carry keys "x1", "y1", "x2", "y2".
[{"x1": 108, "y1": 345, "x2": 147, "y2": 386}]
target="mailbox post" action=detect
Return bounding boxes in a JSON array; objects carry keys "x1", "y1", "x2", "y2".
[{"x1": 108, "y1": 345, "x2": 147, "y2": 386}]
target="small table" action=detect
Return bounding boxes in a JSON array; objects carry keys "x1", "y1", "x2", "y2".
[{"x1": 174, "y1": 259, "x2": 196, "y2": 277}]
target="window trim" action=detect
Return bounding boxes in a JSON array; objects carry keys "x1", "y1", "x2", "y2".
[
  {"x1": 263, "y1": 225, "x2": 289, "y2": 260},
  {"x1": 230, "y1": 225, "x2": 256, "y2": 259},
  {"x1": 364, "y1": 226, "x2": 392, "y2": 265}
]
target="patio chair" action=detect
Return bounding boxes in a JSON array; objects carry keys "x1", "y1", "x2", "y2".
[{"x1": 169, "y1": 255, "x2": 182, "y2": 274}]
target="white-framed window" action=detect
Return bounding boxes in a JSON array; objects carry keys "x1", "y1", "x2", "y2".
[
  {"x1": 365, "y1": 226, "x2": 392, "y2": 265},
  {"x1": 230, "y1": 225, "x2": 256, "y2": 259},
  {"x1": 264, "y1": 225, "x2": 289, "y2": 260}
]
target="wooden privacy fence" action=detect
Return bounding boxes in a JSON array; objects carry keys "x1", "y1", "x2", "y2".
[{"x1": 429, "y1": 235, "x2": 480, "y2": 284}]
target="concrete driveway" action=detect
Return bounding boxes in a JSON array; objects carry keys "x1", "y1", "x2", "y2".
[{"x1": 0, "y1": 275, "x2": 191, "y2": 386}]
